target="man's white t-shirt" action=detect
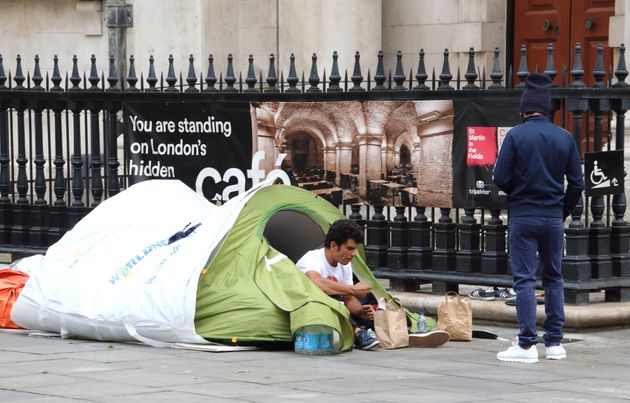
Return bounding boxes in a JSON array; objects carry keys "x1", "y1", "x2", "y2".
[{"x1": 295, "y1": 248, "x2": 353, "y2": 285}]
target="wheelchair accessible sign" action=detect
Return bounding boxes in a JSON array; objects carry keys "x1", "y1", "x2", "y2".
[{"x1": 584, "y1": 150, "x2": 624, "y2": 197}]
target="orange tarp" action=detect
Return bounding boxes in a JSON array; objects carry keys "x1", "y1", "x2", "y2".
[{"x1": 0, "y1": 269, "x2": 29, "y2": 329}]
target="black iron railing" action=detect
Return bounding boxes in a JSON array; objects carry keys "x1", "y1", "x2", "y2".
[{"x1": 0, "y1": 43, "x2": 628, "y2": 304}]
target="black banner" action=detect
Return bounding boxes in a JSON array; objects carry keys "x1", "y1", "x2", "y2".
[
  {"x1": 452, "y1": 97, "x2": 521, "y2": 209},
  {"x1": 124, "y1": 101, "x2": 252, "y2": 201}
]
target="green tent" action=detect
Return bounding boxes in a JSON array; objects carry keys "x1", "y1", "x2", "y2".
[{"x1": 194, "y1": 184, "x2": 395, "y2": 352}]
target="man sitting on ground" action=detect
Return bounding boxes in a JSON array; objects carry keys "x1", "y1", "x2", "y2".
[{"x1": 296, "y1": 219, "x2": 448, "y2": 350}]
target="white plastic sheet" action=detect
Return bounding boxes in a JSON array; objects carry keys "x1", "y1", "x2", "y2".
[{"x1": 12, "y1": 179, "x2": 264, "y2": 344}]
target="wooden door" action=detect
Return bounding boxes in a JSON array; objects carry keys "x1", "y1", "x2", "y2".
[
  {"x1": 571, "y1": 0, "x2": 615, "y2": 86},
  {"x1": 514, "y1": 0, "x2": 571, "y2": 84},
  {"x1": 513, "y1": 0, "x2": 614, "y2": 86}
]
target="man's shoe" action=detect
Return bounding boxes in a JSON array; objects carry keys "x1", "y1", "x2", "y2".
[
  {"x1": 408, "y1": 330, "x2": 450, "y2": 348},
  {"x1": 468, "y1": 287, "x2": 496, "y2": 301},
  {"x1": 365, "y1": 328, "x2": 377, "y2": 339},
  {"x1": 355, "y1": 328, "x2": 380, "y2": 350},
  {"x1": 495, "y1": 288, "x2": 516, "y2": 301},
  {"x1": 546, "y1": 344, "x2": 566, "y2": 360},
  {"x1": 497, "y1": 339, "x2": 538, "y2": 363}
]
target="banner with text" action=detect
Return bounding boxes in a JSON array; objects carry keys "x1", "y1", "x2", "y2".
[
  {"x1": 124, "y1": 101, "x2": 253, "y2": 202},
  {"x1": 452, "y1": 97, "x2": 521, "y2": 209},
  {"x1": 123, "y1": 98, "x2": 523, "y2": 207}
]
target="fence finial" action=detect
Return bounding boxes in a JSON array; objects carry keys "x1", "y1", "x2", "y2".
[
  {"x1": 0, "y1": 55, "x2": 6, "y2": 90},
  {"x1": 50, "y1": 55, "x2": 63, "y2": 92},
  {"x1": 464, "y1": 47, "x2": 478, "y2": 89},
  {"x1": 88, "y1": 55, "x2": 100, "y2": 90},
  {"x1": 69, "y1": 55, "x2": 81, "y2": 91},
  {"x1": 224, "y1": 54, "x2": 237, "y2": 92},
  {"x1": 32, "y1": 55, "x2": 43, "y2": 90},
  {"x1": 414, "y1": 49, "x2": 428, "y2": 90},
  {"x1": 286, "y1": 53, "x2": 299, "y2": 93},
  {"x1": 543, "y1": 43, "x2": 557, "y2": 84},
  {"x1": 438, "y1": 48, "x2": 453, "y2": 90},
  {"x1": 328, "y1": 51, "x2": 341, "y2": 92},
  {"x1": 146, "y1": 55, "x2": 158, "y2": 92},
  {"x1": 592, "y1": 43, "x2": 606, "y2": 88},
  {"x1": 126, "y1": 55, "x2": 138, "y2": 91},
  {"x1": 14, "y1": 54, "x2": 25, "y2": 89},
  {"x1": 393, "y1": 50, "x2": 405, "y2": 90},
  {"x1": 204, "y1": 54, "x2": 217, "y2": 92},
  {"x1": 350, "y1": 51, "x2": 364, "y2": 92},
  {"x1": 516, "y1": 45, "x2": 528, "y2": 87},
  {"x1": 245, "y1": 54, "x2": 257, "y2": 92},
  {"x1": 614, "y1": 43, "x2": 628, "y2": 87},
  {"x1": 266, "y1": 53, "x2": 278, "y2": 92},
  {"x1": 570, "y1": 42, "x2": 586, "y2": 88},
  {"x1": 107, "y1": 55, "x2": 119, "y2": 91},
  {"x1": 307, "y1": 53, "x2": 320, "y2": 93},
  {"x1": 373, "y1": 50, "x2": 386, "y2": 90},
  {"x1": 186, "y1": 54, "x2": 198, "y2": 93},
  {"x1": 165, "y1": 54, "x2": 178, "y2": 92},
  {"x1": 489, "y1": 47, "x2": 503, "y2": 89}
]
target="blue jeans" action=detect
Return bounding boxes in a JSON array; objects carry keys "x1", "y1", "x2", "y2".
[{"x1": 509, "y1": 217, "x2": 564, "y2": 347}]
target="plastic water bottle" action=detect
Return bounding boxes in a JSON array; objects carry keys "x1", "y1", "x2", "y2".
[
  {"x1": 417, "y1": 311, "x2": 427, "y2": 333},
  {"x1": 294, "y1": 325, "x2": 340, "y2": 355},
  {"x1": 295, "y1": 325, "x2": 320, "y2": 355},
  {"x1": 319, "y1": 326, "x2": 334, "y2": 354},
  {"x1": 294, "y1": 328, "x2": 305, "y2": 353}
]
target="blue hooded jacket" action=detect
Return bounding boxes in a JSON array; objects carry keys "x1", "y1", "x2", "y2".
[{"x1": 492, "y1": 115, "x2": 583, "y2": 218}]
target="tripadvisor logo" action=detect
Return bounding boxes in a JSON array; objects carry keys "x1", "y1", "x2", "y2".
[{"x1": 468, "y1": 180, "x2": 491, "y2": 195}]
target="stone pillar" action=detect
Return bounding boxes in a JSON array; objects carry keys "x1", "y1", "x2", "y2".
[
  {"x1": 336, "y1": 141, "x2": 353, "y2": 178},
  {"x1": 324, "y1": 145, "x2": 337, "y2": 180},
  {"x1": 252, "y1": 106, "x2": 278, "y2": 174},
  {"x1": 383, "y1": 143, "x2": 395, "y2": 173},
  {"x1": 412, "y1": 142, "x2": 421, "y2": 169},
  {"x1": 358, "y1": 134, "x2": 382, "y2": 198}
]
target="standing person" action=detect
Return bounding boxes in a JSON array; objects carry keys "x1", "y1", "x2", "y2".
[{"x1": 493, "y1": 73, "x2": 584, "y2": 363}]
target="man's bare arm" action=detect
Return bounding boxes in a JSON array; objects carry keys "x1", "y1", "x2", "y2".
[
  {"x1": 304, "y1": 271, "x2": 371, "y2": 298},
  {"x1": 342, "y1": 295, "x2": 375, "y2": 321}
]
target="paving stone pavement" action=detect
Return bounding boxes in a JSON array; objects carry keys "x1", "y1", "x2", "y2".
[{"x1": 1, "y1": 326, "x2": 629, "y2": 402}]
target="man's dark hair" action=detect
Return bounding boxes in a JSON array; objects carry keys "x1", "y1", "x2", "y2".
[{"x1": 324, "y1": 219, "x2": 364, "y2": 248}]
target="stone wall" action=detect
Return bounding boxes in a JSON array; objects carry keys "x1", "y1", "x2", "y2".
[
  {"x1": 0, "y1": 0, "x2": 106, "y2": 77},
  {"x1": 0, "y1": 0, "x2": 508, "y2": 85},
  {"x1": 382, "y1": 0, "x2": 506, "y2": 84}
]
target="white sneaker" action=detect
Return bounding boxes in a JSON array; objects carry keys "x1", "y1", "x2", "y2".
[
  {"x1": 546, "y1": 344, "x2": 566, "y2": 360},
  {"x1": 497, "y1": 339, "x2": 538, "y2": 363}
]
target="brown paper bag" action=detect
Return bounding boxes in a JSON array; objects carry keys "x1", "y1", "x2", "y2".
[
  {"x1": 437, "y1": 291, "x2": 472, "y2": 341},
  {"x1": 374, "y1": 306, "x2": 409, "y2": 349}
]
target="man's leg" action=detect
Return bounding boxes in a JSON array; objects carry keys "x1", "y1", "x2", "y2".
[
  {"x1": 352, "y1": 292, "x2": 377, "y2": 329},
  {"x1": 343, "y1": 295, "x2": 379, "y2": 350},
  {"x1": 539, "y1": 217, "x2": 565, "y2": 346},
  {"x1": 509, "y1": 217, "x2": 540, "y2": 348}
]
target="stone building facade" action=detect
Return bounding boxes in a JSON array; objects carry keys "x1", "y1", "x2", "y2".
[
  {"x1": 3, "y1": 1, "x2": 630, "y2": 86},
  {"x1": 0, "y1": 0, "x2": 521, "y2": 83}
]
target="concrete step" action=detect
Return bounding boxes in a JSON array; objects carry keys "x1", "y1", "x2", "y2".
[{"x1": 393, "y1": 290, "x2": 630, "y2": 331}]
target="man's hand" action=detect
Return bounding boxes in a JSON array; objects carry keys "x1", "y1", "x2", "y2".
[
  {"x1": 563, "y1": 207, "x2": 571, "y2": 222},
  {"x1": 359, "y1": 304, "x2": 375, "y2": 321},
  {"x1": 351, "y1": 283, "x2": 372, "y2": 299}
]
